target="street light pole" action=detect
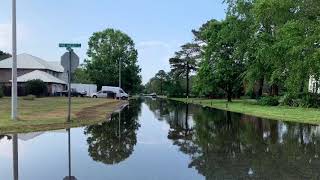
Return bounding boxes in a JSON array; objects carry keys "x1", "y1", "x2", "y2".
[
  {"x1": 118, "y1": 58, "x2": 121, "y2": 139},
  {"x1": 119, "y1": 58, "x2": 121, "y2": 100},
  {"x1": 11, "y1": 0, "x2": 18, "y2": 120}
]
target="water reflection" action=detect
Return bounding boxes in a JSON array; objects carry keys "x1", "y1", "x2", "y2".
[
  {"x1": 12, "y1": 134, "x2": 18, "y2": 180},
  {"x1": 145, "y1": 98, "x2": 320, "y2": 179},
  {"x1": 63, "y1": 129, "x2": 77, "y2": 180},
  {"x1": 84, "y1": 100, "x2": 142, "y2": 165}
]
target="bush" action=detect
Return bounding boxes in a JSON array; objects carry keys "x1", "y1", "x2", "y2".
[
  {"x1": 25, "y1": 79, "x2": 47, "y2": 97},
  {"x1": 23, "y1": 95, "x2": 36, "y2": 100},
  {"x1": 0, "y1": 86, "x2": 3, "y2": 98},
  {"x1": 280, "y1": 92, "x2": 320, "y2": 108},
  {"x1": 279, "y1": 93, "x2": 296, "y2": 106},
  {"x1": 257, "y1": 96, "x2": 280, "y2": 106}
]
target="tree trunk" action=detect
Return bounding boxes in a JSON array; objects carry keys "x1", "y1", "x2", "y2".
[
  {"x1": 270, "y1": 84, "x2": 279, "y2": 96},
  {"x1": 186, "y1": 62, "x2": 189, "y2": 98},
  {"x1": 160, "y1": 79, "x2": 163, "y2": 95},
  {"x1": 227, "y1": 88, "x2": 232, "y2": 102},
  {"x1": 257, "y1": 78, "x2": 264, "y2": 98}
]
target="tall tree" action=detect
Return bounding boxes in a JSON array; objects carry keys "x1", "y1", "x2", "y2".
[
  {"x1": 169, "y1": 43, "x2": 200, "y2": 98},
  {"x1": 155, "y1": 70, "x2": 167, "y2": 95},
  {"x1": 72, "y1": 66, "x2": 93, "y2": 84},
  {"x1": 194, "y1": 16, "x2": 247, "y2": 101},
  {"x1": 85, "y1": 28, "x2": 142, "y2": 93}
]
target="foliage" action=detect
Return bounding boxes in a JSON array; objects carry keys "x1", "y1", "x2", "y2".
[
  {"x1": 0, "y1": 50, "x2": 11, "y2": 60},
  {"x1": 169, "y1": 43, "x2": 200, "y2": 97},
  {"x1": 257, "y1": 96, "x2": 279, "y2": 106},
  {"x1": 280, "y1": 93, "x2": 320, "y2": 108},
  {"x1": 155, "y1": 70, "x2": 167, "y2": 95},
  {"x1": 23, "y1": 95, "x2": 36, "y2": 101},
  {"x1": 85, "y1": 28, "x2": 142, "y2": 93},
  {"x1": 72, "y1": 67, "x2": 93, "y2": 84},
  {"x1": 25, "y1": 79, "x2": 47, "y2": 97},
  {"x1": 193, "y1": 16, "x2": 247, "y2": 102}
]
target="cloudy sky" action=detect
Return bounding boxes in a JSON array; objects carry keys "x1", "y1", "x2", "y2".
[{"x1": 0, "y1": 0, "x2": 226, "y2": 83}]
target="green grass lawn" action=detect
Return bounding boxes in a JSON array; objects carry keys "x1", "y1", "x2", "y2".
[
  {"x1": 0, "y1": 97, "x2": 124, "y2": 134},
  {"x1": 170, "y1": 98, "x2": 320, "y2": 124}
]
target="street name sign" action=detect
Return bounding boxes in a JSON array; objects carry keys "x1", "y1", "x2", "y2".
[{"x1": 59, "y1": 43, "x2": 81, "y2": 48}]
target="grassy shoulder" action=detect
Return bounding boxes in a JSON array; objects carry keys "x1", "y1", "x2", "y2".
[
  {"x1": 170, "y1": 98, "x2": 320, "y2": 124},
  {"x1": 0, "y1": 97, "x2": 125, "y2": 134}
]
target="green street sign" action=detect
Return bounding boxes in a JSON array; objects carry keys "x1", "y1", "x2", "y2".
[{"x1": 59, "y1": 43, "x2": 81, "y2": 48}]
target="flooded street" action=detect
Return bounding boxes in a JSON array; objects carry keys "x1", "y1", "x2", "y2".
[{"x1": 1, "y1": 98, "x2": 320, "y2": 179}]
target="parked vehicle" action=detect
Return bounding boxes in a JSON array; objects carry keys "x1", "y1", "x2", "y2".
[
  {"x1": 71, "y1": 83, "x2": 97, "y2": 96},
  {"x1": 59, "y1": 88, "x2": 86, "y2": 97},
  {"x1": 101, "y1": 86, "x2": 129, "y2": 99},
  {"x1": 91, "y1": 90, "x2": 116, "y2": 98}
]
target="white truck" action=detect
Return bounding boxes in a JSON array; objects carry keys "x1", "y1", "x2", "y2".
[{"x1": 91, "y1": 86, "x2": 129, "y2": 99}]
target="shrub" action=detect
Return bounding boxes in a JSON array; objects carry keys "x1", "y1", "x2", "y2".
[
  {"x1": 257, "y1": 96, "x2": 280, "y2": 106},
  {"x1": 25, "y1": 79, "x2": 47, "y2": 97},
  {"x1": 280, "y1": 92, "x2": 320, "y2": 108},
  {"x1": 23, "y1": 95, "x2": 36, "y2": 100},
  {"x1": 279, "y1": 93, "x2": 296, "y2": 106},
  {"x1": 0, "y1": 86, "x2": 3, "y2": 98}
]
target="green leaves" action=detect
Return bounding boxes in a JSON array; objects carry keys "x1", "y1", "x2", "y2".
[{"x1": 85, "y1": 28, "x2": 141, "y2": 93}]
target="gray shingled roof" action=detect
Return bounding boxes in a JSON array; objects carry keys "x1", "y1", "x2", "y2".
[
  {"x1": 0, "y1": 53, "x2": 64, "y2": 72},
  {"x1": 14, "y1": 70, "x2": 66, "y2": 84}
]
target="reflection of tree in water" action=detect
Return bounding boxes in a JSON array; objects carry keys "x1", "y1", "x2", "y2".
[
  {"x1": 145, "y1": 99, "x2": 320, "y2": 179},
  {"x1": 0, "y1": 135, "x2": 12, "y2": 141},
  {"x1": 145, "y1": 98, "x2": 176, "y2": 121},
  {"x1": 84, "y1": 100, "x2": 142, "y2": 165}
]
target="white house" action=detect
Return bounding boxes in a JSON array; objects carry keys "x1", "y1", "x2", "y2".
[{"x1": 309, "y1": 76, "x2": 320, "y2": 93}]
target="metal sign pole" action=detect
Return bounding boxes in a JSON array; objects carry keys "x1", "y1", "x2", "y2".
[
  {"x1": 59, "y1": 43, "x2": 80, "y2": 123},
  {"x1": 11, "y1": 0, "x2": 18, "y2": 120},
  {"x1": 67, "y1": 48, "x2": 72, "y2": 122}
]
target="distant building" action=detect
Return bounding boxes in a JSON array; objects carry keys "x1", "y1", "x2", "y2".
[
  {"x1": 0, "y1": 53, "x2": 67, "y2": 96},
  {"x1": 309, "y1": 77, "x2": 319, "y2": 93}
]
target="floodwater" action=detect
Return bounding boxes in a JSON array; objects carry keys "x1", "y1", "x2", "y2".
[{"x1": 1, "y1": 98, "x2": 320, "y2": 180}]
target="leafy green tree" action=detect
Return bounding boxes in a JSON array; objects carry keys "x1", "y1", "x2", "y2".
[
  {"x1": 85, "y1": 28, "x2": 142, "y2": 93},
  {"x1": 0, "y1": 50, "x2": 11, "y2": 60},
  {"x1": 169, "y1": 43, "x2": 200, "y2": 98},
  {"x1": 155, "y1": 70, "x2": 167, "y2": 95},
  {"x1": 72, "y1": 66, "x2": 93, "y2": 84},
  {"x1": 195, "y1": 17, "x2": 246, "y2": 101}
]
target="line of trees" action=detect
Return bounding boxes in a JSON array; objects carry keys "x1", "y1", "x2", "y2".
[{"x1": 145, "y1": 0, "x2": 320, "y2": 104}]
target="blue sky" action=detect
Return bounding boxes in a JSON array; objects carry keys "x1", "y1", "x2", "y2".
[{"x1": 0, "y1": 0, "x2": 226, "y2": 83}]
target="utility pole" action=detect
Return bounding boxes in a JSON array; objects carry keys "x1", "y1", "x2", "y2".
[
  {"x1": 118, "y1": 58, "x2": 121, "y2": 139},
  {"x1": 11, "y1": 0, "x2": 18, "y2": 120},
  {"x1": 119, "y1": 58, "x2": 121, "y2": 100}
]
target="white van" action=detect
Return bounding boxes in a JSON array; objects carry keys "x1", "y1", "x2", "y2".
[{"x1": 101, "y1": 86, "x2": 129, "y2": 99}]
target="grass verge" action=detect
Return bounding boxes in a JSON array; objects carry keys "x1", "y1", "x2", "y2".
[
  {"x1": 0, "y1": 97, "x2": 125, "y2": 134},
  {"x1": 170, "y1": 98, "x2": 320, "y2": 124}
]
